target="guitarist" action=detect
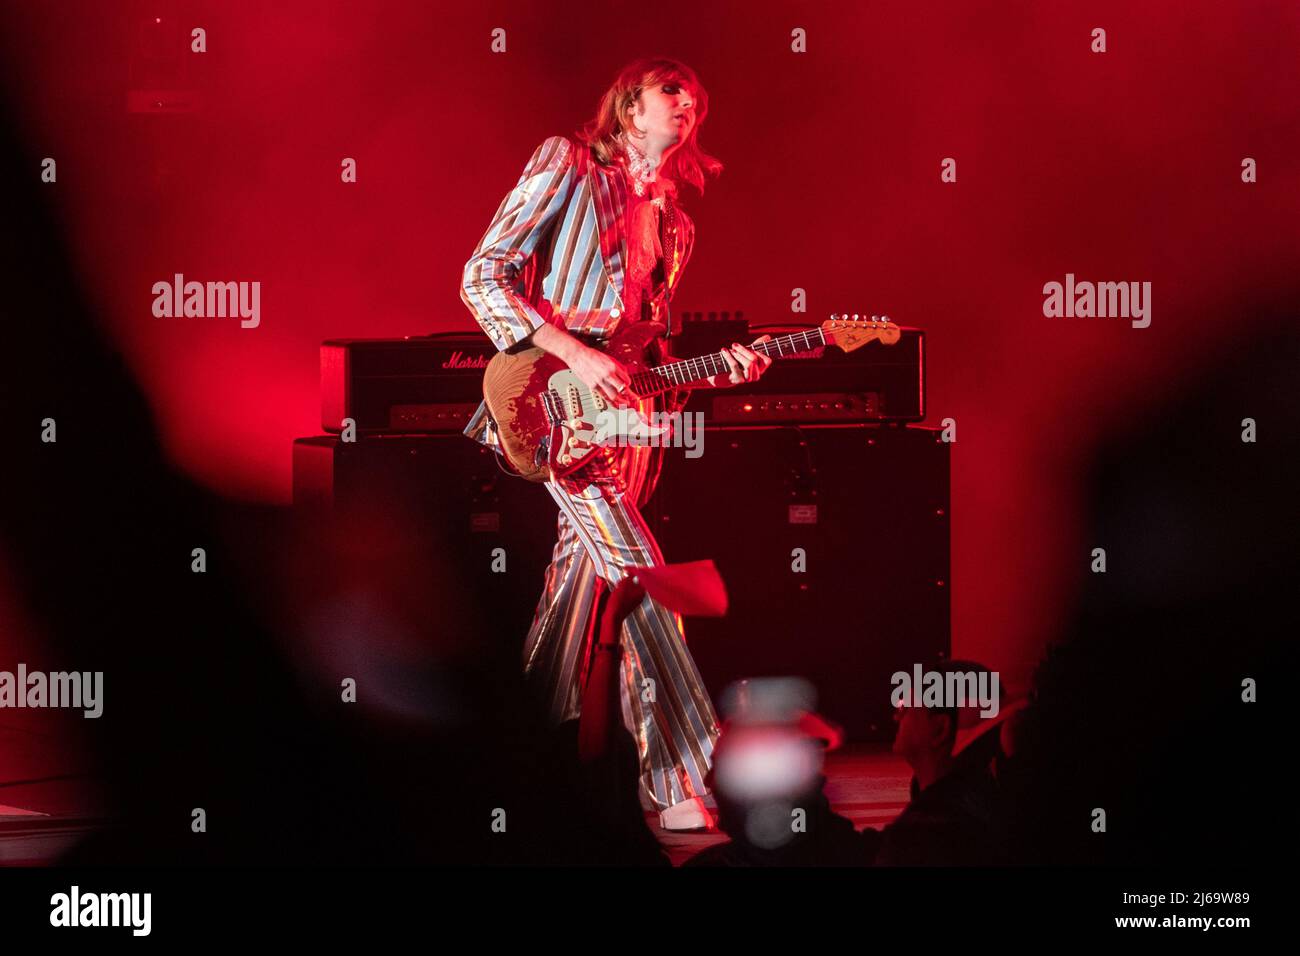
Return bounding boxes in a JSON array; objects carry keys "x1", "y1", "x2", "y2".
[{"x1": 460, "y1": 57, "x2": 772, "y2": 830}]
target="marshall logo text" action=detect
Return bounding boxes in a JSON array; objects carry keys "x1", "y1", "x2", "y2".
[{"x1": 442, "y1": 350, "x2": 490, "y2": 370}]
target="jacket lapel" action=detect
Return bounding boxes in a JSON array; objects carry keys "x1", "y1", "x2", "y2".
[{"x1": 585, "y1": 155, "x2": 629, "y2": 312}]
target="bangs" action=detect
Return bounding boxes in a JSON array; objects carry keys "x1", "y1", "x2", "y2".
[
  {"x1": 640, "y1": 65, "x2": 699, "y2": 91},
  {"x1": 639, "y1": 67, "x2": 707, "y2": 114}
]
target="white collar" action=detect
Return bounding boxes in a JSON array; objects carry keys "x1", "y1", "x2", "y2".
[{"x1": 621, "y1": 135, "x2": 659, "y2": 190}]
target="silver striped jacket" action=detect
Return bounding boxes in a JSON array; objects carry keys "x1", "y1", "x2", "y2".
[{"x1": 459, "y1": 135, "x2": 696, "y2": 451}]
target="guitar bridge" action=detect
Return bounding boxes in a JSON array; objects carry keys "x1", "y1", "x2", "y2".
[{"x1": 541, "y1": 389, "x2": 562, "y2": 424}]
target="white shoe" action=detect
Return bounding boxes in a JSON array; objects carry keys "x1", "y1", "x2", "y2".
[{"x1": 657, "y1": 797, "x2": 713, "y2": 832}]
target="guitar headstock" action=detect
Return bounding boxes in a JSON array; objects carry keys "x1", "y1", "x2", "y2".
[{"x1": 821, "y1": 314, "x2": 900, "y2": 352}]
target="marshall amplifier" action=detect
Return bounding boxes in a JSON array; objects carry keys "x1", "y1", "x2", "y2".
[
  {"x1": 674, "y1": 320, "x2": 926, "y2": 426},
  {"x1": 321, "y1": 334, "x2": 494, "y2": 434}
]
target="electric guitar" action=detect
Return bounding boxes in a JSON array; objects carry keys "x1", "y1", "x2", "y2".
[{"x1": 482, "y1": 314, "x2": 900, "y2": 482}]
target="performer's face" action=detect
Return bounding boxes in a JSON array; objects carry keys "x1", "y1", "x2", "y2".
[{"x1": 627, "y1": 77, "x2": 695, "y2": 148}]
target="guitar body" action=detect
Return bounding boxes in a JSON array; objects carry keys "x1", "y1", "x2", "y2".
[
  {"x1": 483, "y1": 322, "x2": 668, "y2": 483},
  {"x1": 481, "y1": 345, "x2": 563, "y2": 482}
]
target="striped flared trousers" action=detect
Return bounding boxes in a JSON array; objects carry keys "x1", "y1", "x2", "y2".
[{"x1": 520, "y1": 393, "x2": 720, "y2": 811}]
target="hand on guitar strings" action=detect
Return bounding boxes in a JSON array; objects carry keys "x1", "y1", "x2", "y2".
[
  {"x1": 569, "y1": 344, "x2": 638, "y2": 407},
  {"x1": 711, "y1": 335, "x2": 774, "y2": 387}
]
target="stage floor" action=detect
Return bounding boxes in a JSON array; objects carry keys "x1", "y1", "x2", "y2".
[
  {"x1": 650, "y1": 745, "x2": 912, "y2": 865},
  {"x1": 2, "y1": 715, "x2": 913, "y2": 865}
]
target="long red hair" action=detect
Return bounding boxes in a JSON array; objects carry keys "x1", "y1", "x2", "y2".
[{"x1": 575, "y1": 57, "x2": 723, "y2": 198}]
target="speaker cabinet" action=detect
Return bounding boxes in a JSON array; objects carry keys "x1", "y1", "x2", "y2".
[
  {"x1": 292, "y1": 435, "x2": 557, "y2": 651},
  {"x1": 291, "y1": 427, "x2": 949, "y2": 740},
  {"x1": 649, "y1": 425, "x2": 950, "y2": 740}
]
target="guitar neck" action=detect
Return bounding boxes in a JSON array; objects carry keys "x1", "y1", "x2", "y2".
[{"x1": 629, "y1": 327, "x2": 829, "y2": 396}]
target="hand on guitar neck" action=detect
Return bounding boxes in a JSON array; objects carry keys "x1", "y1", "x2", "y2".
[{"x1": 702, "y1": 335, "x2": 773, "y2": 388}]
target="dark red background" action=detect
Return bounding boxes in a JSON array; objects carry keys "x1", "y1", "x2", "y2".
[{"x1": 2, "y1": 0, "x2": 1296, "y2": 687}]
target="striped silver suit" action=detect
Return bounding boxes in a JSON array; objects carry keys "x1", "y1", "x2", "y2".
[{"x1": 459, "y1": 135, "x2": 718, "y2": 811}]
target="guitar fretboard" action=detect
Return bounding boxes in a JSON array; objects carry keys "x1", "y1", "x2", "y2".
[{"x1": 629, "y1": 327, "x2": 829, "y2": 396}]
